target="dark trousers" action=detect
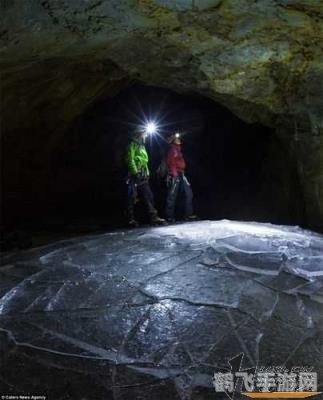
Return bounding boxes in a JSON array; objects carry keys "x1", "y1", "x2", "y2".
[
  {"x1": 165, "y1": 175, "x2": 193, "y2": 219},
  {"x1": 127, "y1": 180, "x2": 157, "y2": 221}
]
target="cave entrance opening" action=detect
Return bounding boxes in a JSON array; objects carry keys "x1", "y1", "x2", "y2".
[
  {"x1": 59, "y1": 83, "x2": 299, "y2": 229},
  {"x1": 3, "y1": 83, "x2": 306, "y2": 247}
]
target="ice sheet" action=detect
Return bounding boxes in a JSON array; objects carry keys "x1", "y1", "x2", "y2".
[{"x1": 0, "y1": 220, "x2": 322, "y2": 399}]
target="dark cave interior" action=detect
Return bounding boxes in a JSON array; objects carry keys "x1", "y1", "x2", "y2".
[{"x1": 1, "y1": 83, "x2": 307, "y2": 248}]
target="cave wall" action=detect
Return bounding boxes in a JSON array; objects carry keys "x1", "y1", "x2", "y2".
[
  {"x1": 288, "y1": 121, "x2": 323, "y2": 230},
  {"x1": 1, "y1": 0, "x2": 323, "y2": 229}
]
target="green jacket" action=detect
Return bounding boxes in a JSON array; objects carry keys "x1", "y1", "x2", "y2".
[{"x1": 127, "y1": 139, "x2": 150, "y2": 178}]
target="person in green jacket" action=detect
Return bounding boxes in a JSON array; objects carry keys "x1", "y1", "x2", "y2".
[{"x1": 126, "y1": 128, "x2": 165, "y2": 227}]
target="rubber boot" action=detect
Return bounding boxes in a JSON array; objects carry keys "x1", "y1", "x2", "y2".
[
  {"x1": 128, "y1": 219, "x2": 139, "y2": 228},
  {"x1": 150, "y1": 215, "x2": 167, "y2": 226}
]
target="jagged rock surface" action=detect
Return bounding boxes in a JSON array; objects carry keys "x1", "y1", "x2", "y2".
[
  {"x1": 0, "y1": 221, "x2": 323, "y2": 399},
  {"x1": 2, "y1": 0, "x2": 323, "y2": 125},
  {"x1": 1, "y1": 0, "x2": 323, "y2": 227}
]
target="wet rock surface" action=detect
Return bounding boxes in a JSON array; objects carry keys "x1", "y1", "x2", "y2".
[{"x1": 0, "y1": 220, "x2": 323, "y2": 399}]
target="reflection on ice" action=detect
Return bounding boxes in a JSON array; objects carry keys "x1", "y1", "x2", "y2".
[
  {"x1": 0, "y1": 220, "x2": 322, "y2": 398},
  {"x1": 150, "y1": 219, "x2": 314, "y2": 240},
  {"x1": 148, "y1": 220, "x2": 322, "y2": 280}
]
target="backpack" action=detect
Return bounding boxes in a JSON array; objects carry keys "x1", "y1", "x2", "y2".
[{"x1": 156, "y1": 158, "x2": 168, "y2": 180}]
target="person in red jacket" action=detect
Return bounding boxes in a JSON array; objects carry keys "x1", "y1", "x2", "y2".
[{"x1": 165, "y1": 132, "x2": 195, "y2": 222}]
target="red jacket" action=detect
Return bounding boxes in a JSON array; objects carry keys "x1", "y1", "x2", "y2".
[{"x1": 166, "y1": 144, "x2": 186, "y2": 177}]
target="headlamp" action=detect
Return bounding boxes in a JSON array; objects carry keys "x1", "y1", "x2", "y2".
[{"x1": 145, "y1": 121, "x2": 157, "y2": 135}]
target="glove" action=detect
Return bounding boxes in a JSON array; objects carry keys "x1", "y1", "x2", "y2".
[
  {"x1": 130, "y1": 174, "x2": 140, "y2": 184},
  {"x1": 133, "y1": 173, "x2": 148, "y2": 185}
]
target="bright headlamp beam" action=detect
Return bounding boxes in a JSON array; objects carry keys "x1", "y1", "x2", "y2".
[
  {"x1": 145, "y1": 122, "x2": 157, "y2": 135},
  {"x1": 175, "y1": 133, "x2": 180, "y2": 138}
]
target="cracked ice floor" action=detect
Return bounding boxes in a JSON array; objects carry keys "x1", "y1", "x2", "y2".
[{"x1": 0, "y1": 220, "x2": 323, "y2": 399}]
